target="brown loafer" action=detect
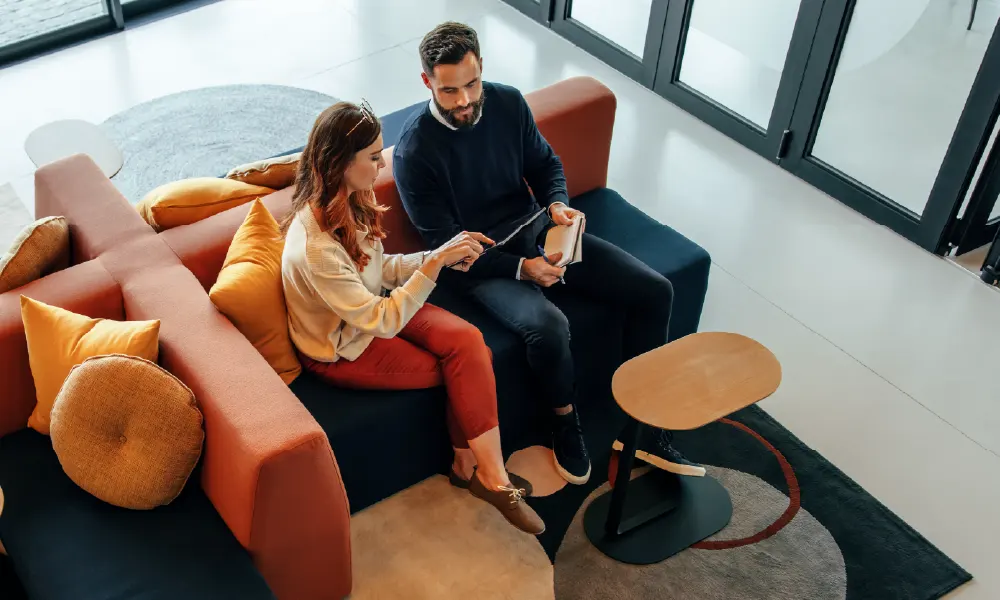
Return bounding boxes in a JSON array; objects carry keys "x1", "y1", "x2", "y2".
[
  {"x1": 468, "y1": 472, "x2": 545, "y2": 535},
  {"x1": 449, "y1": 468, "x2": 534, "y2": 497}
]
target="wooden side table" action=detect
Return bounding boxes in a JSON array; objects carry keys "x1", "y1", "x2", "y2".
[{"x1": 584, "y1": 332, "x2": 781, "y2": 564}]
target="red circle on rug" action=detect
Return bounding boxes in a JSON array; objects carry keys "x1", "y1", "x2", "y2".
[{"x1": 691, "y1": 417, "x2": 801, "y2": 550}]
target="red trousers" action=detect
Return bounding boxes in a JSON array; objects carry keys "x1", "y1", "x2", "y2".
[{"x1": 299, "y1": 304, "x2": 499, "y2": 449}]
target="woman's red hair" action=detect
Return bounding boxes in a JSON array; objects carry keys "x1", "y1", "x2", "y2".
[{"x1": 280, "y1": 101, "x2": 387, "y2": 270}]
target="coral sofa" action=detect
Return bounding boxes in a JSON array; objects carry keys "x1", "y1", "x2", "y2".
[
  {"x1": 1, "y1": 76, "x2": 710, "y2": 598},
  {"x1": 0, "y1": 159, "x2": 351, "y2": 599}
]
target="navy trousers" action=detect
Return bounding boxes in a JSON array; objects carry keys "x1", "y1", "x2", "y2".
[{"x1": 443, "y1": 232, "x2": 674, "y2": 409}]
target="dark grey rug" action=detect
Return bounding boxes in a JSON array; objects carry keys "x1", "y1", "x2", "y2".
[{"x1": 100, "y1": 84, "x2": 336, "y2": 203}]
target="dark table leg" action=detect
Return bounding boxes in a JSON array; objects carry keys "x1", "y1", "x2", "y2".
[
  {"x1": 604, "y1": 418, "x2": 641, "y2": 535},
  {"x1": 585, "y1": 420, "x2": 734, "y2": 565}
]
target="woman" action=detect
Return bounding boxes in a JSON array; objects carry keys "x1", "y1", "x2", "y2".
[{"x1": 280, "y1": 100, "x2": 544, "y2": 535}]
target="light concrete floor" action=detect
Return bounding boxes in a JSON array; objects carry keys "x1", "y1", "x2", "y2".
[{"x1": 1, "y1": 0, "x2": 998, "y2": 597}]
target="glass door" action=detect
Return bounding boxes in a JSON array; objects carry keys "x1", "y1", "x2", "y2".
[
  {"x1": 0, "y1": 0, "x2": 191, "y2": 68},
  {"x1": 781, "y1": 0, "x2": 1000, "y2": 252},
  {"x1": 0, "y1": 0, "x2": 114, "y2": 65},
  {"x1": 653, "y1": 0, "x2": 823, "y2": 156},
  {"x1": 550, "y1": 0, "x2": 670, "y2": 85}
]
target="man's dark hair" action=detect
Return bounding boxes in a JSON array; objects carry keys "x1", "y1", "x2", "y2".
[{"x1": 419, "y1": 22, "x2": 481, "y2": 74}]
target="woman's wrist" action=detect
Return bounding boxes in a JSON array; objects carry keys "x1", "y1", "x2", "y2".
[{"x1": 418, "y1": 253, "x2": 444, "y2": 280}]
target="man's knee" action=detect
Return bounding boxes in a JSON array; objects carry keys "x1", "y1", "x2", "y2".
[
  {"x1": 648, "y1": 272, "x2": 673, "y2": 300},
  {"x1": 523, "y1": 305, "x2": 570, "y2": 351}
]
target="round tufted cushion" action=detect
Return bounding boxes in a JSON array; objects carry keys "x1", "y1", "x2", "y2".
[{"x1": 50, "y1": 354, "x2": 204, "y2": 510}]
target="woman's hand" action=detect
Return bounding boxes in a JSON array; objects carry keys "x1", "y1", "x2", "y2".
[{"x1": 418, "y1": 231, "x2": 495, "y2": 281}]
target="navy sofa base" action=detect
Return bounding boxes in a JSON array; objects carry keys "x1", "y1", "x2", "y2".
[
  {"x1": 0, "y1": 430, "x2": 275, "y2": 600},
  {"x1": 291, "y1": 187, "x2": 711, "y2": 514}
]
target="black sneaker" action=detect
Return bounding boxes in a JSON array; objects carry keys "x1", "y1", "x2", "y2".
[
  {"x1": 617, "y1": 428, "x2": 706, "y2": 477},
  {"x1": 552, "y1": 407, "x2": 591, "y2": 484},
  {"x1": 652, "y1": 429, "x2": 706, "y2": 477}
]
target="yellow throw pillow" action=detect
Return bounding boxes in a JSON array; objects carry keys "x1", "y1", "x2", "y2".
[
  {"x1": 20, "y1": 296, "x2": 160, "y2": 435},
  {"x1": 0, "y1": 216, "x2": 70, "y2": 293},
  {"x1": 136, "y1": 178, "x2": 274, "y2": 232},
  {"x1": 209, "y1": 199, "x2": 301, "y2": 384},
  {"x1": 226, "y1": 152, "x2": 300, "y2": 189},
  {"x1": 50, "y1": 354, "x2": 204, "y2": 510}
]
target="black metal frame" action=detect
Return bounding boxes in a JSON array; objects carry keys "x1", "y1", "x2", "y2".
[
  {"x1": 777, "y1": 0, "x2": 1000, "y2": 253},
  {"x1": 502, "y1": 0, "x2": 553, "y2": 23},
  {"x1": 952, "y1": 118, "x2": 1000, "y2": 255},
  {"x1": 0, "y1": 0, "x2": 193, "y2": 69},
  {"x1": 653, "y1": 0, "x2": 825, "y2": 159},
  {"x1": 550, "y1": 0, "x2": 669, "y2": 87}
]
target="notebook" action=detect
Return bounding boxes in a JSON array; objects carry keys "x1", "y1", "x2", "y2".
[{"x1": 543, "y1": 215, "x2": 585, "y2": 267}]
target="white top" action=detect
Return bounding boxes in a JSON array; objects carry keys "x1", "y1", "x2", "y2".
[{"x1": 281, "y1": 205, "x2": 435, "y2": 362}]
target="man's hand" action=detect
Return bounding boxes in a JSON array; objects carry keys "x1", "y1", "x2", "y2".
[
  {"x1": 521, "y1": 252, "x2": 566, "y2": 287},
  {"x1": 549, "y1": 203, "x2": 584, "y2": 227}
]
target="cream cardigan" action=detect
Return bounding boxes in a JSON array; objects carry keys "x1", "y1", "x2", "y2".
[{"x1": 281, "y1": 207, "x2": 435, "y2": 362}]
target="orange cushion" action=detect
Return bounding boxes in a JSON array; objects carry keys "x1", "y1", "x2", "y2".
[
  {"x1": 0, "y1": 216, "x2": 70, "y2": 293},
  {"x1": 136, "y1": 178, "x2": 274, "y2": 232},
  {"x1": 50, "y1": 354, "x2": 204, "y2": 509},
  {"x1": 20, "y1": 296, "x2": 160, "y2": 435},
  {"x1": 226, "y1": 152, "x2": 300, "y2": 189},
  {"x1": 209, "y1": 200, "x2": 301, "y2": 384}
]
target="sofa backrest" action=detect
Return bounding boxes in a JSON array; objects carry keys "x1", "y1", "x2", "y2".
[
  {"x1": 160, "y1": 75, "x2": 618, "y2": 285},
  {"x1": 0, "y1": 260, "x2": 124, "y2": 438}
]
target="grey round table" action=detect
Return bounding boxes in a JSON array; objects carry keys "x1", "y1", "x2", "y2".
[{"x1": 24, "y1": 119, "x2": 123, "y2": 177}]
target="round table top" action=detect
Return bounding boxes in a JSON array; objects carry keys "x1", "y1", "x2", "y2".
[
  {"x1": 611, "y1": 332, "x2": 781, "y2": 431},
  {"x1": 24, "y1": 119, "x2": 123, "y2": 177}
]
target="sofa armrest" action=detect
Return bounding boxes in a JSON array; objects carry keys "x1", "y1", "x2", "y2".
[
  {"x1": 0, "y1": 261, "x2": 123, "y2": 438},
  {"x1": 98, "y1": 236, "x2": 351, "y2": 600},
  {"x1": 34, "y1": 154, "x2": 152, "y2": 265}
]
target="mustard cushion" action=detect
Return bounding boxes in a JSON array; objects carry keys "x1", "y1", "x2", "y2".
[
  {"x1": 0, "y1": 216, "x2": 70, "y2": 293},
  {"x1": 20, "y1": 296, "x2": 160, "y2": 435},
  {"x1": 226, "y1": 152, "x2": 300, "y2": 189},
  {"x1": 209, "y1": 199, "x2": 301, "y2": 384},
  {"x1": 136, "y1": 177, "x2": 274, "y2": 232},
  {"x1": 50, "y1": 354, "x2": 204, "y2": 510}
]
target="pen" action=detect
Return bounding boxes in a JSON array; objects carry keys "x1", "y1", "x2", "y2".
[{"x1": 537, "y1": 245, "x2": 566, "y2": 284}]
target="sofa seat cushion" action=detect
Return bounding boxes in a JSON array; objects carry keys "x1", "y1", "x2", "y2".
[
  {"x1": 289, "y1": 373, "x2": 451, "y2": 513},
  {"x1": 0, "y1": 429, "x2": 274, "y2": 600},
  {"x1": 571, "y1": 187, "x2": 711, "y2": 340}
]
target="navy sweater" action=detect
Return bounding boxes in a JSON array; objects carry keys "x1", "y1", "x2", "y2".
[{"x1": 392, "y1": 82, "x2": 570, "y2": 279}]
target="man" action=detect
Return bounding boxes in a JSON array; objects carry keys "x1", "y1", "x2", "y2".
[{"x1": 393, "y1": 22, "x2": 702, "y2": 485}]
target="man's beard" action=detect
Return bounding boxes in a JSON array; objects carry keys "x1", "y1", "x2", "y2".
[{"x1": 434, "y1": 93, "x2": 485, "y2": 129}]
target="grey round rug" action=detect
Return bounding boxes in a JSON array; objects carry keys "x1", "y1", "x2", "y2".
[{"x1": 101, "y1": 84, "x2": 337, "y2": 203}]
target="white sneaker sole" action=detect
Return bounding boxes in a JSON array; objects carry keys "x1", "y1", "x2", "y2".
[
  {"x1": 553, "y1": 450, "x2": 591, "y2": 485},
  {"x1": 612, "y1": 440, "x2": 707, "y2": 477}
]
